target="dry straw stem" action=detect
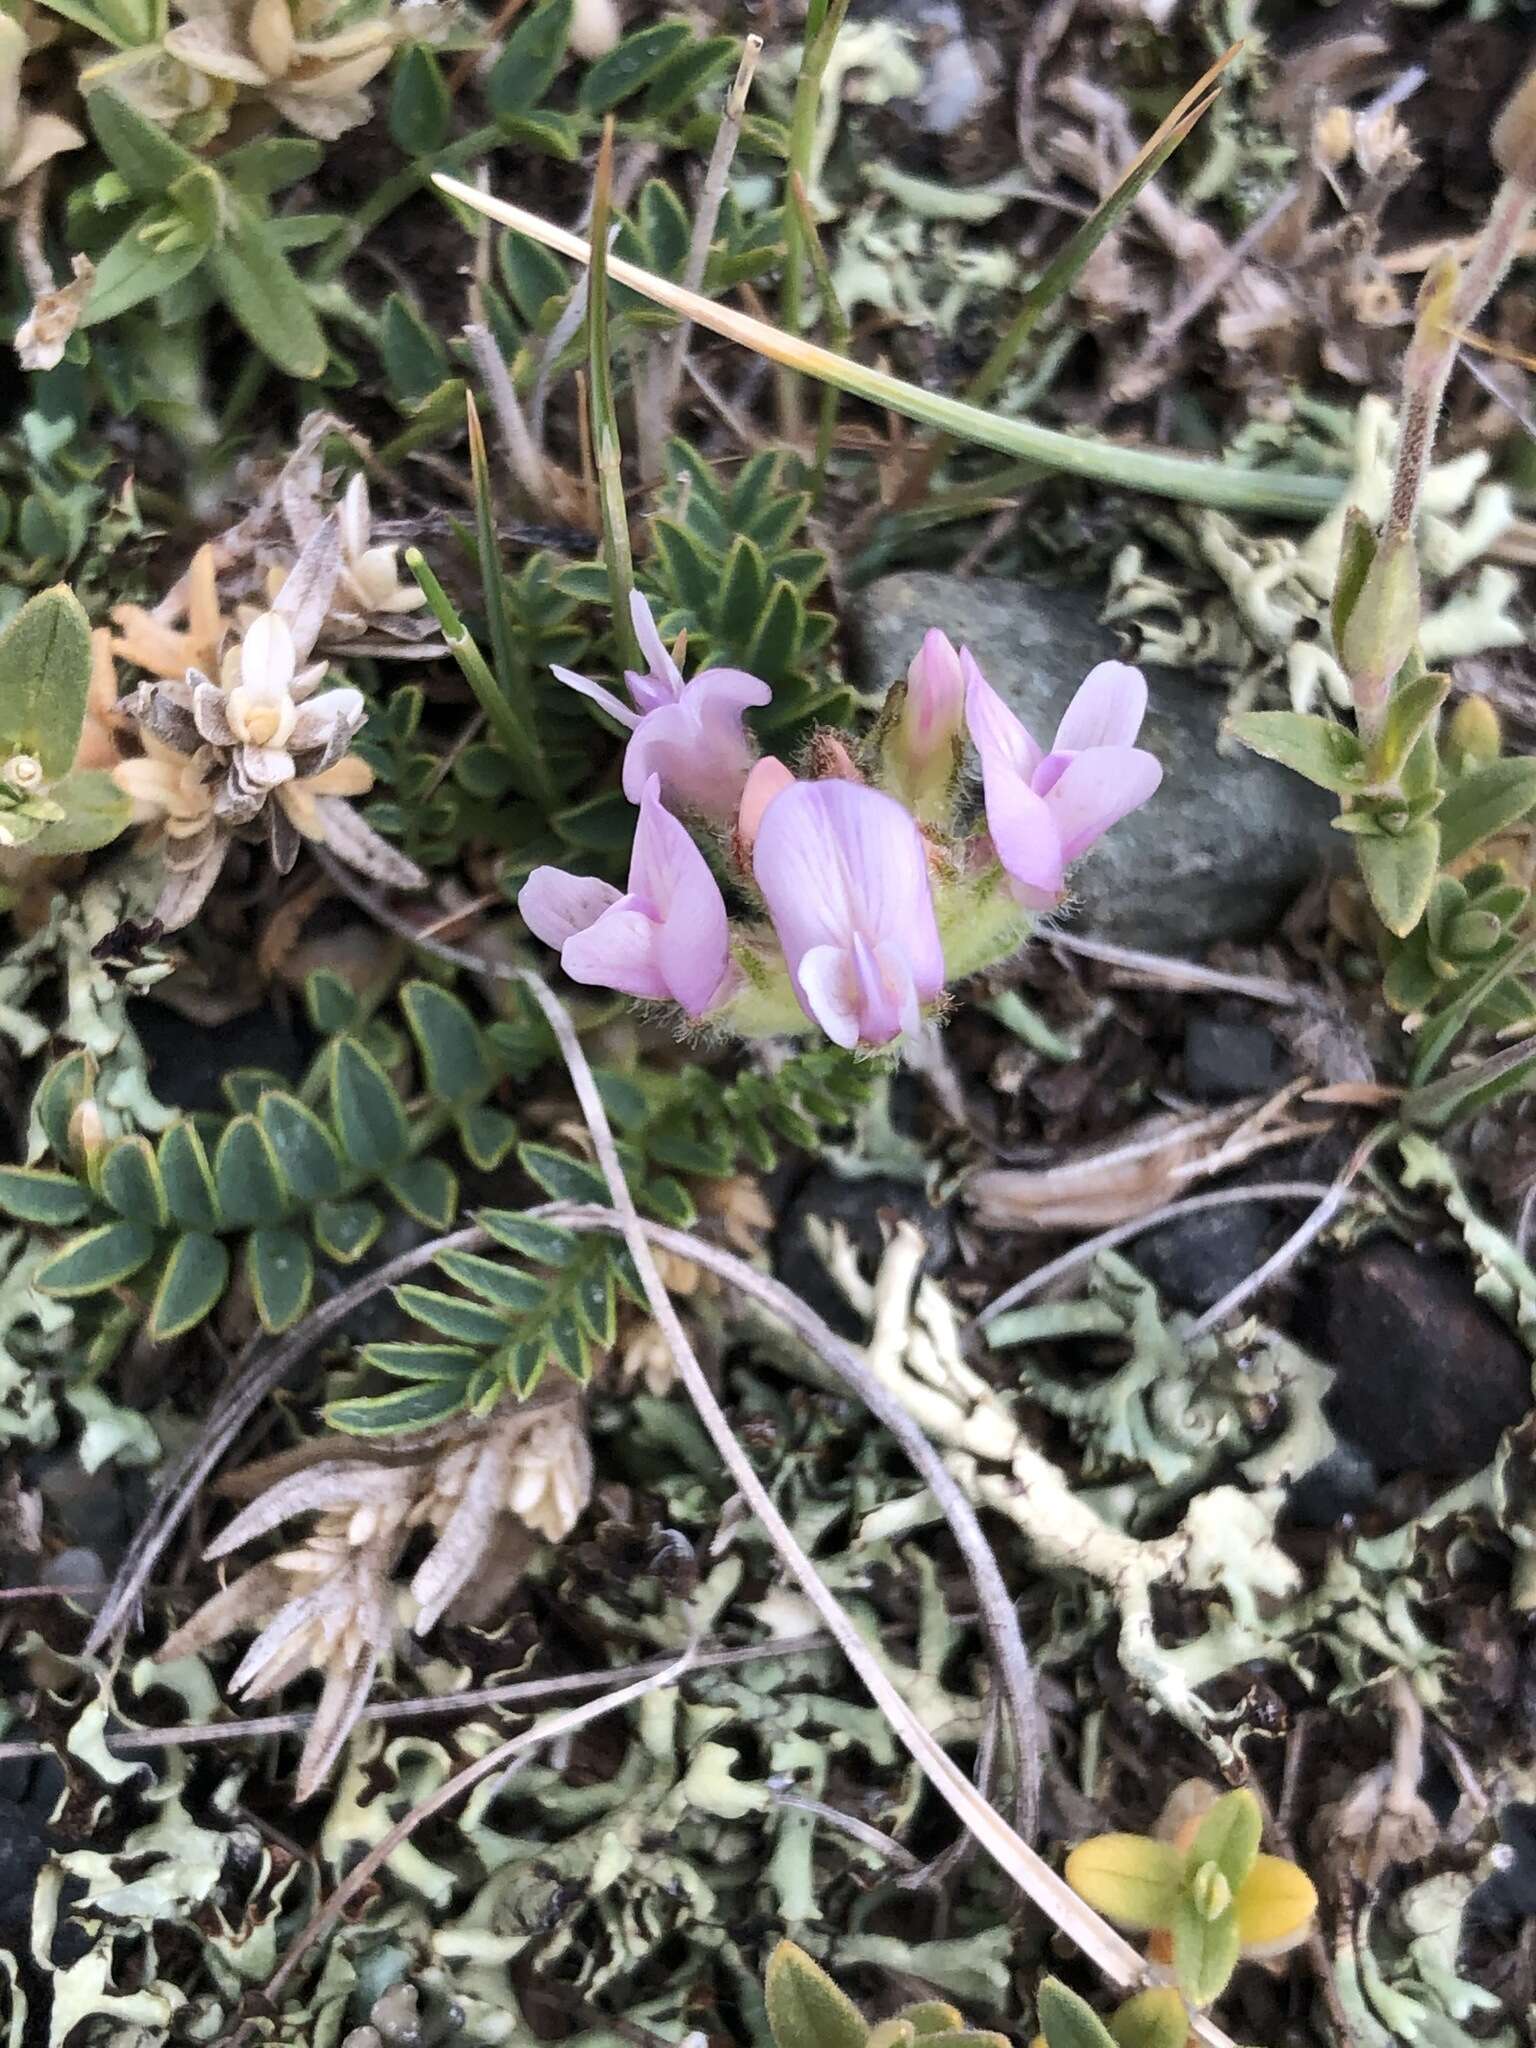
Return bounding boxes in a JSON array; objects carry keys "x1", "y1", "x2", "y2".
[
  {"x1": 652, "y1": 32, "x2": 763, "y2": 434},
  {"x1": 294, "y1": 860, "x2": 1236, "y2": 2033},
  {"x1": 511, "y1": 966, "x2": 1226, "y2": 2026},
  {"x1": 966, "y1": 1083, "x2": 1321, "y2": 1232},
  {"x1": 430, "y1": 175, "x2": 1340, "y2": 519}
]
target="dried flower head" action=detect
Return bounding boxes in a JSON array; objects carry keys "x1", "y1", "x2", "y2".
[
  {"x1": 0, "y1": 14, "x2": 84, "y2": 188},
  {"x1": 112, "y1": 519, "x2": 424, "y2": 926},
  {"x1": 158, "y1": 0, "x2": 445, "y2": 139},
  {"x1": 160, "y1": 1398, "x2": 591, "y2": 1797}
]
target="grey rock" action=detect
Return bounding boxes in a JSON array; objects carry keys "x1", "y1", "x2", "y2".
[
  {"x1": 1182, "y1": 1011, "x2": 1290, "y2": 1102},
  {"x1": 1134, "y1": 1201, "x2": 1274, "y2": 1314},
  {"x1": 1298, "y1": 1237, "x2": 1532, "y2": 1478},
  {"x1": 849, "y1": 572, "x2": 1339, "y2": 951}
]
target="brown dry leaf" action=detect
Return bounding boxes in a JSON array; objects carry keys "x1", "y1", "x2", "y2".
[{"x1": 965, "y1": 1081, "x2": 1323, "y2": 1230}]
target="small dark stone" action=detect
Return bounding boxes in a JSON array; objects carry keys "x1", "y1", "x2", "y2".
[
  {"x1": 130, "y1": 997, "x2": 313, "y2": 1113},
  {"x1": 775, "y1": 1170, "x2": 954, "y2": 1341},
  {"x1": 1135, "y1": 1201, "x2": 1273, "y2": 1313},
  {"x1": 1301, "y1": 1238, "x2": 1532, "y2": 1478},
  {"x1": 32, "y1": 1456, "x2": 141, "y2": 1557},
  {"x1": 1182, "y1": 1012, "x2": 1289, "y2": 1103},
  {"x1": 1467, "y1": 1803, "x2": 1536, "y2": 1932},
  {"x1": 1283, "y1": 1440, "x2": 1380, "y2": 1529}
]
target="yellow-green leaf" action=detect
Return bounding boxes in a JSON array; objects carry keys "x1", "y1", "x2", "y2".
[
  {"x1": 1185, "y1": 1788, "x2": 1262, "y2": 1893},
  {"x1": 1234, "y1": 1854, "x2": 1317, "y2": 1955},
  {"x1": 1064, "y1": 1835, "x2": 1184, "y2": 1934}
]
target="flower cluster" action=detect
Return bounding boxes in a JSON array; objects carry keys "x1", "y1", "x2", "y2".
[
  {"x1": 158, "y1": 1398, "x2": 592, "y2": 1798},
  {"x1": 110, "y1": 513, "x2": 426, "y2": 928},
  {"x1": 521, "y1": 597, "x2": 1162, "y2": 1052},
  {"x1": 93, "y1": 0, "x2": 445, "y2": 141}
]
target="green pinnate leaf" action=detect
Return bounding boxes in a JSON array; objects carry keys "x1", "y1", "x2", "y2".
[
  {"x1": 312, "y1": 1197, "x2": 384, "y2": 1263},
  {"x1": 327, "y1": 1376, "x2": 473, "y2": 1434},
  {"x1": 157, "y1": 1122, "x2": 220, "y2": 1230},
  {"x1": 486, "y1": 0, "x2": 572, "y2": 116},
  {"x1": 258, "y1": 1091, "x2": 345, "y2": 1202},
  {"x1": 0, "y1": 1166, "x2": 91, "y2": 1225},
  {"x1": 35, "y1": 1050, "x2": 95, "y2": 1159},
  {"x1": 456, "y1": 1103, "x2": 519, "y2": 1170},
  {"x1": 246, "y1": 1226, "x2": 314, "y2": 1333},
  {"x1": 389, "y1": 42, "x2": 450, "y2": 156},
  {"x1": 396, "y1": 1284, "x2": 511, "y2": 1344},
  {"x1": 401, "y1": 980, "x2": 491, "y2": 1101},
  {"x1": 362, "y1": 1340, "x2": 480, "y2": 1380},
  {"x1": 38, "y1": 1221, "x2": 157, "y2": 1296},
  {"x1": 517, "y1": 1141, "x2": 608, "y2": 1204},
  {"x1": 479, "y1": 1210, "x2": 577, "y2": 1264},
  {"x1": 305, "y1": 967, "x2": 360, "y2": 1035},
  {"x1": 214, "y1": 1115, "x2": 288, "y2": 1228},
  {"x1": 436, "y1": 1248, "x2": 546, "y2": 1312},
  {"x1": 576, "y1": 20, "x2": 691, "y2": 112},
  {"x1": 329, "y1": 1037, "x2": 409, "y2": 1171},
  {"x1": 385, "y1": 1156, "x2": 458, "y2": 1229},
  {"x1": 149, "y1": 1232, "x2": 230, "y2": 1340},
  {"x1": 99, "y1": 1135, "x2": 168, "y2": 1228}
]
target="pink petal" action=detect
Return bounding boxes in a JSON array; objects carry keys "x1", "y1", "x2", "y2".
[
  {"x1": 562, "y1": 899, "x2": 669, "y2": 1002},
  {"x1": 551, "y1": 664, "x2": 640, "y2": 731},
  {"x1": 1043, "y1": 746, "x2": 1163, "y2": 862},
  {"x1": 687, "y1": 666, "x2": 774, "y2": 731},
  {"x1": 796, "y1": 945, "x2": 861, "y2": 1049},
  {"x1": 630, "y1": 777, "x2": 732, "y2": 1016},
  {"x1": 621, "y1": 671, "x2": 768, "y2": 820},
  {"x1": 519, "y1": 866, "x2": 624, "y2": 948},
  {"x1": 905, "y1": 629, "x2": 965, "y2": 747},
  {"x1": 1052, "y1": 662, "x2": 1148, "y2": 752},
  {"x1": 963, "y1": 654, "x2": 1042, "y2": 782},
  {"x1": 628, "y1": 590, "x2": 683, "y2": 701},
  {"x1": 753, "y1": 780, "x2": 945, "y2": 1032},
  {"x1": 978, "y1": 760, "x2": 1065, "y2": 905}
]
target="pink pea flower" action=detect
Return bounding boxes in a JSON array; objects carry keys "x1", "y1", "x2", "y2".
[
  {"x1": 964, "y1": 651, "x2": 1162, "y2": 911},
  {"x1": 887, "y1": 628, "x2": 966, "y2": 818},
  {"x1": 519, "y1": 776, "x2": 732, "y2": 1017},
  {"x1": 552, "y1": 590, "x2": 771, "y2": 821},
  {"x1": 752, "y1": 778, "x2": 945, "y2": 1051}
]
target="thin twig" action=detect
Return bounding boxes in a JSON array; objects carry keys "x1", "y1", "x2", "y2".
[
  {"x1": 0, "y1": 1620, "x2": 974, "y2": 1765},
  {"x1": 769, "y1": 1787, "x2": 925, "y2": 1871},
  {"x1": 653, "y1": 34, "x2": 762, "y2": 434},
  {"x1": 1046, "y1": 931, "x2": 1302, "y2": 1005},
  {"x1": 975, "y1": 1181, "x2": 1347, "y2": 1329},
  {"x1": 1183, "y1": 1126, "x2": 1391, "y2": 1341}
]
